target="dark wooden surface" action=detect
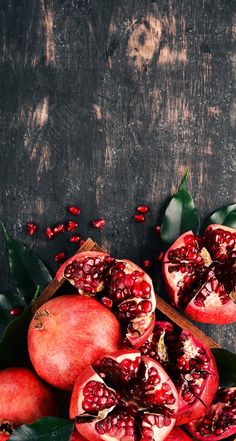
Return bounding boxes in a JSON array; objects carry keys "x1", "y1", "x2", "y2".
[{"x1": 0, "y1": 1, "x2": 235, "y2": 351}]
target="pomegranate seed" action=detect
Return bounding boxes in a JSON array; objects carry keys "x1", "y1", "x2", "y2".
[
  {"x1": 133, "y1": 214, "x2": 145, "y2": 223},
  {"x1": 69, "y1": 235, "x2": 81, "y2": 243},
  {"x1": 91, "y1": 219, "x2": 106, "y2": 229},
  {"x1": 155, "y1": 225, "x2": 161, "y2": 237},
  {"x1": 68, "y1": 205, "x2": 81, "y2": 216},
  {"x1": 26, "y1": 222, "x2": 38, "y2": 236},
  {"x1": 67, "y1": 220, "x2": 79, "y2": 232},
  {"x1": 157, "y1": 252, "x2": 164, "y2": 262},
  {"x1": 45, "y1": 227, "x2": 54, "y2": 240},
  {"x1": 54, "y1": 252, "x2": 66, "y2": 263},
  {"x1": 101, "y1": 297, "x2": 113, "y2": 309},
  {"x1": 10, "y1": 307, "x2": 23, "y2": 316},
  {"x1": 53, "y1": 224, "x2": 66, "y2": 235},
  {"x1": 136, "y1": 204, "x2": 150, "y2": 214},
  {"x1": 143, "y1": 259, "x2": 152, "y2": 268}
]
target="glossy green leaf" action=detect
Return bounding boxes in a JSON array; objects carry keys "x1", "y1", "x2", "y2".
[
  {"x1": 161, "y1": 171, "x2": 200, "y2": 250},
  {"x1": 0, "y1": 288, "x2": 39, "y2": 369},
  {"x1": 212, "y1": 348, "x2": 236, "y2": 387},
  {"x1": 0, "y1": 293, "x2": 26, "y2": 326},
  {"x1": 2, "y1": 224, "x2": 52, "y2": 302},
  {"x1": 9, "y1": 418, "x2": 74, "y2": 441},
  {"x1": 204, "y1": 203, "x2": 236, "y2": 229}
]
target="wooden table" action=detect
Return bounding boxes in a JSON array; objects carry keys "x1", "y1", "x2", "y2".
[{"x1": 0, "y1": 1, "x2": 235, "y2": 351}]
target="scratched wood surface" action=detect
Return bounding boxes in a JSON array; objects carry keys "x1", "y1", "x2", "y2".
[{"x1": 0, "y1": 1, "x2": 235, "y2": 351}]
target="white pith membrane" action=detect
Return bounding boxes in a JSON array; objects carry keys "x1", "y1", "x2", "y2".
[
  {"x1": 59, "y1": 252, "x2": 156, "y2": 347},
  {"x1": 187, "y1": 387, "x2": 236, "y2": 440},
  {"x1": 74, "y1": 350, "x2": 178, "y2": 441},
  {"x1": 164, "y1": 227, "x2": 236, "y2": 312}
]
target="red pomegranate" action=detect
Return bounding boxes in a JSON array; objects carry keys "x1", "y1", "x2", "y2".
[
  {"x1": 162, "y1": 224, "x2": 236, "y2": 323},
  {"x1": 186, "y1": 387, "x2": 236, "y2": 440},
  {"x1": 140, "y1": 321, "x2": 219, "y2": 425},
  {"x1": 0, "y1": 367, "x2": 58, "y2": 438},
  {"x1": 70, "y1": 349, "x2": 178, "y2": 441},
  {"x1": 165, "y1": 427, "x2": 192, "y2": 440},
  {"x1": 28, "y1": 295, "x2": 122, "y2": 390},
  {"x1": 56, "y1": 251, "x2": 156, "y2": 348}
]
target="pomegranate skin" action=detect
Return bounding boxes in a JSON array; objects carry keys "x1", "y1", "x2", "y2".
[
  {"x1": 70, "y1": 429, "x2": 87, "y2": 441},
  {"x1": 28, "y1": 295, "x2": 122, "y2": 391},
  {"x1": 165, "y1": 427, "x2": 192, "y2": 440},
  {"x1": 0, "y1": 368, "x2": 58, "y2": 428}
]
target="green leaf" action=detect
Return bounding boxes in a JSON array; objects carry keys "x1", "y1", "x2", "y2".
[
  {"x1": 212, "y1": 348, "x2": 236, "y2": 387},
  {"x1": 161, "y1": 171, "x2": 200, "y2": 250},
  {"x1": 203, "y1": 203, "x2": 236, "y2": 229},
  {"x1": 8, "y1": 417, "x2": 74, "y2": 441},
  {"x1": 0, "y1": 288, "x2": 40, "y2": 369},
  {"x1": 2, "y1": 224, "x2": 52, "y2": 302},
  {"x1": 0, "y1": 293, "x2": 26, "y2": 326}
]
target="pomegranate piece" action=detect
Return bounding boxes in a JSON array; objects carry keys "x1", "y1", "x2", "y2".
[
  {"x1": 165, "y1": 427, "x2": 192, "y2": 441},
  {"x1": 54, "y1": 252, "x2": 66, "y2": 263},
  {"x1": 28, "y1": 295, "x2": 122, "y2": 390},
  {"x1": 26, "y1": 222, "x2": 38, "y2": 236},
  {"x1": 45, "y1": 226, "x2": 54, "y2": 240},
  {"x1": 0, "y1": 367, "x2": 58, "y2": 438},
  {"x1": 69, "y1": 206, "x2": 81, "y2": 216},
  {"x1": 162, "y1": 224, "x2": 236, "y2": 324},
  {"x1": 186, "y1": 387, "x2": 236, "y2": 440},
  {"x1": 56, "y1": 251, "x2": 156, "y2": 349},
  {"x1": 133, "y1": 214, "x2": 145, "y2": 223},
  {"x1": 140, "y1": 321, "x2": 219, "y2": 425},
  {"x1": 70, "y1": 349, "x2": 178, "y2": 441},
  {"x1": 91, "y1": 219, "x2": 106, "y2": 229},
  {"x1": 136, "y1": 204, "x2": 150, "y2": 214},
  {"x1": 67, "y1": 220, "x2": 79, "y2": 232}
]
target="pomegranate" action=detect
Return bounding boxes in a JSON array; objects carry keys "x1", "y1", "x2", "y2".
[
  {"x1": 165, "y1": 427, "x2": 192, "y2": 440},
  {"x1": 28, "y1": 295, "x2": 122, "y2": 391},
  {"x1": 186, "y1": 387, "x2": 236, "y2": 440},
  {"x1": 0, "y1": 367, "x2": 58, "y2": 438},
  {"x1": 140, "y1": 321, "x2": 219, "y2": 425},
  {"x1": 162, "y1": 224, "x2": 236, "y2": 323},
  {"x1": 56, "y1": 251, "x2": 156, "y2": 349},
  {"x1": 70, "y1": 349, "x2": 178, "y2": 441}
]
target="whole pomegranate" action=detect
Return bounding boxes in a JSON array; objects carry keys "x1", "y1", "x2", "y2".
[
  {"x1": 28, "y1": 295, "x2": 122, "y2": 390},
  {"x1": 140, "y1": 321, "x2": 219, "y2": 425},
  {"x1": 166, "y1": 427, "x2": 192, "y2": 440},
  {"x1": 186, "y1": 387, "x2": 236, "y2": 440},
  {"x1": 70, "y1": 349, "x2": 178, "y2": 441},
  {"x1": 0, "y1": 368, "x2": 58, "y2": 438},
  {"x1": 162, "y1": 224, "x2": 236, "y2": 323},
  {"x1": 56, "y1": 251, "x2": 156, "y2": 348}
]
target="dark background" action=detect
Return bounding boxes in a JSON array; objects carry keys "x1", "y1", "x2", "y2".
[{"x1": 0, "y1": 0, "x2": 235, "y2": 350}]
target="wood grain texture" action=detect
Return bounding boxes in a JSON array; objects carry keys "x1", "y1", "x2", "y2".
[{"x1": 0, "y1": 0, "x2": 235, "y2": 350}]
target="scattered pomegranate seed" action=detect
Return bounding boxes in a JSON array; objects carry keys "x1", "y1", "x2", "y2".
[
  {"x1": 54, "y1": 252, "x2": 66, "y2": 263},
  {"x1": 79, "y1": 239, "x2": 85, "y2": 246},
  {"x1": 45, "y1": 227, "x2": 54, "y2": 240},
  {"x1": 26, "y1": 222, "x2": 38, "y2": 236},
  {"x1": 143, "y1": 259, "x2": 152, "y2": 268},
  {"x1": 91, "y1": 219, "x2": 106, "y2": 229},
  {"x1": 54, "y1": 224, "x2": 66, "y2": 235},
  {"x1": 136, "y1": 204, "x2": 150, "y2": 214},
  {"x1": 157, "y1": 252, "x2": 164, "y2": 262},
  {"x1": 68, "y1": 206, "x2": 81, "y2": 216},
  {"x1": 10, "y1": 307, "x2": 23, "y2": 316},
  {"x1": 101, "y1": 297, "x2": 113, "y2": 309},
  {"x1": 133, "y1": 214, "x2": 145, "y2": 223},
  {"x1": 155, "y1": 225, "x2": 161, "y2": 237},
  {"x1": 67, "y1": 220, "x2": 79, "y2": 232},
  {"x1": 69, "y1": 235, "x2": 81, "y2": 243}
]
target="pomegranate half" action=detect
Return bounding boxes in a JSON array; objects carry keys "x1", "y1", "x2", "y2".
[
  {"x1": 28, "y1": 295, "x2": 122, "y2": 390},
  {"x1": 186, "y1": 387, "x2": 236, "y2": 440},
  {"x1": 70, "y1": 349, "x2": 178, "y2": 441},
  {"x1": 56, "y1": 251, "x2": 156, "y2": 348},
  {"x1": 162, "y1": 224, "x2": 236, "y2": 323},
  {"x1": 140, "y1": 321, "x2": 219, "y2": 425}
]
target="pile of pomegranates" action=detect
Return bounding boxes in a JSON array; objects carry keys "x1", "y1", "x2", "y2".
[{"x1": 0, "y1": 226, "x2": 235, "y2": 441}]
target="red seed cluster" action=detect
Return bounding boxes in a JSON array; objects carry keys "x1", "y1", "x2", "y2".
[{"x1": 133, "y1": 204, "x2": 150, "y2": 224}]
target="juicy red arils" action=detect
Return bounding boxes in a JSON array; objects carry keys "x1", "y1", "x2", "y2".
[
  {"x1": 91, "y1": 219, "x2": 106, "y2": 229},
  {"x1": 136, "y1": 204, "x2": 150, "y2": 214},
  {"x1": 53, "y1": 224, "x2": 66, "y2": 235},
  {"x1": 27, "y1": 222, "x2": 38, "y2": 236},
  {"x1": 133, "y1": 214, "x2": 145, "y2": 223},
  {"x1": 67, "y1": 220, "x2": 79, "y2": 232},
  {"x1": 54, "y1": 252, "x2": 66, "y2": 263},
  {"x1": 45, "y1": 227, "x2": 54, "y2": 240},
  {"x1": 69, "y1": 235, "x2": 81, "y2": 243},
  {"x1": 68, "y1": 206, "x2": 81, "y2": 216},
  {"x1": 10, "y1": 307, "x2": 23, "y2": 316}
]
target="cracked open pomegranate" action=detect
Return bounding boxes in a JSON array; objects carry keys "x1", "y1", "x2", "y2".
[
  {"x1": 186, "y1": 387, "x2": 236, "y2": 440},
  {"x1": 165, "y1": 427, "x2": 192, "y2": 440},
  {"x1": 28, "y1": 295, "x2": 122, "y2": 390},
  {"x1": 162, "y1": 224, "x2": 236, "y2": 323},
  {"x1": 0, "y1": 367, "x2": 58, "y2": 439},
  {"x1": 70, "y1": 349, "x2": 178, "y2": 441},
  {"x1": 56, "y1": 251, "x2": 156, "y2": 348},
  {"x1": 140, "y1": 321, "x2": 219, "y2": 425}
]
